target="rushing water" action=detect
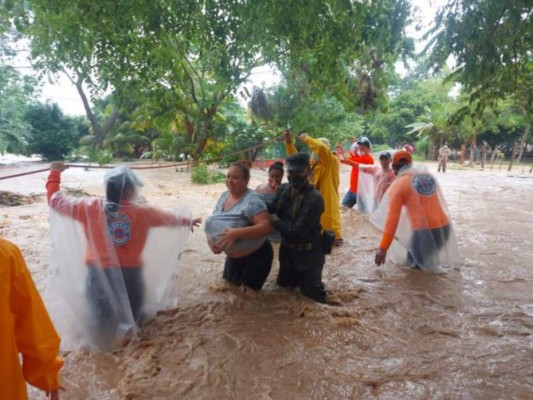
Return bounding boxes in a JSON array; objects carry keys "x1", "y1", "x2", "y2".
[{"x1": 2, "y1": 160, "x2": 532, "y2": 399}]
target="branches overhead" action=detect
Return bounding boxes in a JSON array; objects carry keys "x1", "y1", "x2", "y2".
[
  {"x1": 13, "y1": 0, "x2": 413, "y2": 111},
  {"x1": 425, "y1": 0, "x2": 532, "y2": 114}
]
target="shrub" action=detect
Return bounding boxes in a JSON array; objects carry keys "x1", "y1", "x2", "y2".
[
  {"x1": 191, "y1": 164, "x2": 226, "y2": 184},
  {"x1": 25, "y1": 103, "x2": 78, "y2": 160}
]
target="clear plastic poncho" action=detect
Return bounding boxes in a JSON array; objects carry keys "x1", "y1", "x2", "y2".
[
  {"x1": 45, "y1": 166, "x2": 193, "y2": 350},
  {"x1": 357, "y1": 170, "x2": 376, "y2": 214},
  {"x1": 370, "y1": 165, "x2": 460, "y2": 273}
]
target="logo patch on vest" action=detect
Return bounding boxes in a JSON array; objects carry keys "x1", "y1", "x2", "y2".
[
  {"x1": 412, "y1": 174, "x2": 436, "y2": 196},
  {"x1": 108, "y1": 213, "x2": 131, "y2": 245}
]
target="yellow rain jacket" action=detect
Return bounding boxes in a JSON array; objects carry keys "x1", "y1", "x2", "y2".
[
  {"x1": 285, "y1": 136, "x2": 342, "y2": 240},
  {"x1": 0, "y1": 238, "x2": 63, "y2": 400}
]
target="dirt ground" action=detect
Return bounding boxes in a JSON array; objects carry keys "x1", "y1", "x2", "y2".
[{"x1": 1, "y1": 155, "x2": 532, "y2": 400}]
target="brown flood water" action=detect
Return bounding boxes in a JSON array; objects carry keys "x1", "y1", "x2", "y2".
[{"x1": 1, "y1": 158, "x2": 532, "y2": 399}]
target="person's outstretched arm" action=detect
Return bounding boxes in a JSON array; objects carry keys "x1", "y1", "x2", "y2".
[
  {"x1": 46, "y1": 162, "x2": 69, "y2": 204},
  {"x1": 283, "y1": 130, "x2": 298, "y2": 156}
]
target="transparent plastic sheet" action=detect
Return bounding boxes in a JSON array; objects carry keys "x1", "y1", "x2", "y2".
[
  {"x1": 257, "y1": 192, "x2": 281, "y2": 242},
  {"x1": 45, "y1": 191, "x2": 192, "y2": 351},
  {"x1": 204, "y1": 213, "x2": 265, "y2": 255},
  {"x1": 357, "y1": 171, "x2": 376, "y2": 215},
  {"x1": 370, "y1": 165, "x2": 460, "y2": 273}
]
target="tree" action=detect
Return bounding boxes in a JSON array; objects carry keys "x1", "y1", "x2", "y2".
[
  {"x1": 425, "y1": 0, "x2": 532, "y2": 167},
  {"x1": 0, "y1": 65, "x2": 37, "y2": 154},
  {"x1": 426, "y1": 0, "x2": 532, "y2": 111},
  {"x1": 368, "y1": 73, "x2": 457, "y2": 150},
  {"x1": 259, "y1": 81, "x2": 366, "y2": 143},
  {"x1": 16, "y1": 0, "x2": 414, "y2": 159},
  {"x1": 24, "y1": 102, "x2": 79, "y2": 160},
  {"x1": 0, "y1": 0, "x2": 29, "y2": 57}
]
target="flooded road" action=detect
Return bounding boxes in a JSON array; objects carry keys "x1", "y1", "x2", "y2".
[{"x1": 1, "y1": 159, "x2": 532, "y2": 399}]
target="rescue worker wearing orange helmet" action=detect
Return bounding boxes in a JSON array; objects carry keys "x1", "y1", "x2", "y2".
[{"x1": 372, "y1": 150, "x2": 460, "y2": 272}]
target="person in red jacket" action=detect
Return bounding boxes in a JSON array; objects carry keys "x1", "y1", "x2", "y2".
[
  {"x1": 0, "y1": 238, "x2": 63, "y2": 400},
  {"x1": 341, "y1": 136, "x2": 374, "y2": 210},
  {"x1": 341, "y1": 151, "x2": 395, "y2": 213},
  {"x1": 372, "y1": 151, "x2": 460, "y2": 272},
  {"x1": 46, "y1": 162, "x2": 200, "y2": 349}
]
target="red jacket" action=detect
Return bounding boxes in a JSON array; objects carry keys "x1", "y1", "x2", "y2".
[
  {"x1": 344, "y1": 153, "x2": 374, "y2": 193},
  {"x1": 46, "y1": 170, "x2": 186, "y2": 268}
]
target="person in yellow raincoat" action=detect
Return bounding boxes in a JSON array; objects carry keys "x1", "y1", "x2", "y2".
[
  {"x1": 283, "y1": 130, "x2": 343, "y2": 245},
  {"x1": 0, "y1": 238, "x2": 63, "y2": 400}
]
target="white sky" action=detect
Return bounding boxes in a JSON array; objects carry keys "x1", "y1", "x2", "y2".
[{"x1": 12, "y1": 0, "x2": 446, "y2": 116}]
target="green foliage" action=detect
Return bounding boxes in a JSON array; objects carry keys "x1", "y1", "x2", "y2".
[
  {"x1": 0, "y1": 65, "x2": 38, "y2": 153},
  {"x1": 368, "y1": 74, "x2": 458, "y2": 149},
  {"x1": 252, "y1": 0, "x2": 414, "y2": 112},
  {"x1": 425, "y1": 0, "x2": 532, "y2": 114},
  {"x1": 73, "y1": 145, "x2": 113, "y2": 164},
  {"x1": 0, "y1": 0, "x2": 29, "y2": 57},
  {"x1": 16, "y1": 0, "x2": 413, "y2": 160},
  {"x1": 190, "y1": 164, "x2": 225, "y2": 185},
  {"x1": 142, "y1": 129, "x2": 194, "y2": 162},
  {"x1": 24, "y1": 103, "x2": 80, "y2": 160},
  {"x1": 259, "y1": 81, "x2": 366, "y2": 143}
]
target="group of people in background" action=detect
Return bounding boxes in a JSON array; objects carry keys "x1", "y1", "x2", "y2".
[{"x1": 2, "y1": 132, "x2": 459, "y2": 398}]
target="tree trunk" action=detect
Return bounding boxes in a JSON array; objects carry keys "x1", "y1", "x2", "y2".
[
  {"x1": 507, "y1": 143, "x2": 518, "y2": 172},
  {"x1": 480, "y1": 142, "x2": 488, "y2": 170},
  {"x1": 515, "y1": 122, "x2": 530, "y2": 164},
  {"x1": 490, "y1": 146, "x2": 497, "y2": 170},
  {"x1": 194, "y1": 137, "x2": 208, "y2": 160},
  {"x1": 74, "y1": 78, "x2": 118, "y2": 148},
  {"x1": 460, "y1": 143, "x2": 466, "y2": 165},
  {"x1": 469, "y1": 134, "x2": 476, "y2": 166}
]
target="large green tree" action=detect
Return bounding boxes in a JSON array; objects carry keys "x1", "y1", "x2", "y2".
[
  {"x1": 25, "y1": 102, "x2": 80, "y2": 160},
  {"x1": 253, "y1": 82, "x2": 366, "y2": 144},
  {"x1": 12, "y1": 0, "x2": 414, "y2": 158},
  {"x1": 426, "y1": 0, "x2": 532, "y2": 107},
  {"x1": 368, "y1": 73, "x2": 457, "y2": 149},
  {"x1": 0, "y1": 65, "x2": 37, "y2": 154}
]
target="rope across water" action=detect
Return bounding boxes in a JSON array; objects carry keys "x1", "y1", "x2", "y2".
[{"x1": 0, "y1": 133, "x2": 285, "y2": 181}]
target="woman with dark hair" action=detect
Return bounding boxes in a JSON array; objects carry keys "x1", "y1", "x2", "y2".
[
  {"x1": 205, "y1": 160, "x2": 273, "y2": 290},
  {"x1": 255, "y1": 161, "x2": 284, "y2": 243},
  {"x1": 255, "y1": 161, "x2": 284, "y2": 195},
  {"x1": 46, "y1": 162, "x2": 201, "y2": 349}
]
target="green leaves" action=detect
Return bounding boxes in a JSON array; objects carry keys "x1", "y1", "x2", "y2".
[
  {"x1": 24, "y1": 103, "x2": 80, "y2": 160},
  {"x1": 426, "y1": 0, "x2": 532, "y2": 114}
]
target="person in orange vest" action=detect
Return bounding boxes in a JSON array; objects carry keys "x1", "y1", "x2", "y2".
[
  {"x1": 46, "y1": 162, "x2": 200, "y2": 349},
  {"x1": 0, "y1": 238, "x2": 63, "y2": 400},
  {"x1": 373, "y1": 150, "x2": 460, "y2": 271}
]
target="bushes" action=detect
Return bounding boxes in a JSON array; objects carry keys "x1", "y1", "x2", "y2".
[
  {"x1": 191, "y1": 164, "x2": 226, "y2": 184},
  {"x1": 24, "y1": 103, "x2": 79, "y2": 160}
]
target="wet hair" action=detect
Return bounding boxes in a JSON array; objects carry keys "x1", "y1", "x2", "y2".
[
  {"x1": 230, "y1": 160, "x2": 252, "y2": 181},
  {"x1": 268, "y1": 161, "x2": 284, "y2": 176},
  {"x1": 106, "y1": 179, "x2": 134, "y2": 204},
  {"x1": 103, "y1": 166, "x2": 142, "y2": 214}
]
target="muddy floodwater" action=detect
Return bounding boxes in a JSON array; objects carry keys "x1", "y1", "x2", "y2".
[{"x1": 1, "y1": 157, "x2": 532, "y2": 400}]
